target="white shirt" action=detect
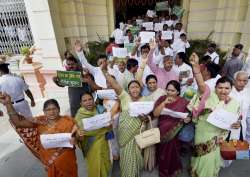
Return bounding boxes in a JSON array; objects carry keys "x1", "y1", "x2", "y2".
[
  {"x1": 155, "y1": 47, "x2": 174, "y2": 68},
  {"x1": 76, "y1": 51, "x2": 115, "y2": 88},
  {"x1": 205, "y1": 51, "x2": 220, "y2": 64},
  {"x1": 173, "y1": 29, "x2": 185, "y2": 41},
  {"x1": 230, "y1": 87, "x2": 250, "y2": 139},
  {"x1": 193, "y1": 74, "x2": 221, "y2": 91},
  {"x1": 111, "y1": 28, "x2": 124, "y2": 44},
  {"x1": 132, "y1": 56, "x2": 154, "y2": 84},
  {"x1": 0, "y1": 74, "x2": 28, "y2": 102},
  {"x1": 164, "y1": 20, "x2": 174, "y2": 27},
  {"x1": 171, "y1": 39, "x2": 190, "y2": 54}
]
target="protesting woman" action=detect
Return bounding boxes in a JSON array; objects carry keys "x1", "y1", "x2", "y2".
[
  {"x1": 188, "y1": 53, "x2": 241, "y2": 177},
  {"x1": 153, "y1": 80, "x2": 190, "y2": 177},
  {"x1": 0, "y1": 93, "x2": 78, "y2": 177},
  {"x1": 74, "y1": 92, "x2": 115, "y2": 177},
  {"x1": 104, "y1": 71, "x2": 151, "y2": 177}
]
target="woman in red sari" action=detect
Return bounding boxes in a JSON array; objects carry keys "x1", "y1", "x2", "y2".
[
  {"x1": 0, "y1": 93, "x2": 78, "y2": 177},
  {"x1": 153, "y1": 80, "x2": 190, "y2": 177}
]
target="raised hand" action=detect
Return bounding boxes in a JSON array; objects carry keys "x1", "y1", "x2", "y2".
[
  {"x1": 74, "y1": 40, "x2": 83, "y2": 53},
  {"x1": 135, "y1": 37, "x2": 141, "y2": 47},
  {"x1": 189, "y1": 53, "x2": 199, "y2": 66},
  {"x1": 149, "y1": 38, "x2": 157, "y2": 50}
]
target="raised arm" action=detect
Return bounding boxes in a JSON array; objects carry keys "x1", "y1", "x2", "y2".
[
  {"x1": 74, "y1": 41, "x2": 96, "y2": 75},
  {"x1": 189, "y1": 53, "x2": 206, "y2": 94},
  {"x1": 147, "y1": 39, "x2": 158, "y2": 74},
  {"x1": 103, "y1": 71, "x2": 123, "y2": 95},
  {"x1": 135, "y1": 53, "x2": 148, "y2": 86},
  {"x1": 0, "y1": 93, "x2": 34, "y2": 128},
  {"x1": 131, "y1": 37, "x2": 141, "y2": 57}
]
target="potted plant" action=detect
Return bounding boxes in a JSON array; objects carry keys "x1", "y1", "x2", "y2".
[{"x1": 20, "y1": 46, "x2": 33, "y2": 64}]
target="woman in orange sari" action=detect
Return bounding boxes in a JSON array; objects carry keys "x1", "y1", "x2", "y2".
[{"x1": 0, "y1": 93, "x2": 78, "y2": 177}]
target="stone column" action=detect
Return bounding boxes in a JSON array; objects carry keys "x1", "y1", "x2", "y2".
[{"x1": 20, "y1": 0, "x2": 66, "y2": 99}]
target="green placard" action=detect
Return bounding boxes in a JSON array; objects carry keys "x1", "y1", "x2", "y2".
[
  {"x1": 124, "y1": 43, "x2": 135, "y2": 53},
  {"x1": 57, "y1": 70, "x2": 82, "y2": 87},
  {"x1": 155, "y1": 1, "x2": 169, "y2": 11},
  {"x1": 129, "y1": 26, "x2": 139, "y2": 36}
]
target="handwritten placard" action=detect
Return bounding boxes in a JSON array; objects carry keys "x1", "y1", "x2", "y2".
[
  {"x1": 129, "y1": 101, "x2": 154, "y2": 117},
  {"x1": 139, "y1": 32, "x2": 155, "y2": 43},
  {"x1": 82, "y1": 112, "x2": 111, "y2": 131},
  {"x1": 97, "y1": 89, "x2": 117, "y2": 100},
  {"x1": 112, "y1": 47, "x2": 128, "y2": 58},
  {"x1": 154, "y1": 23, "x2": 164, "y2": 32},
  {"x1": 161, "y1": 31, "x2": 173, "y2": 40},
  {"x1": 57, "y1": 70, "x2": 82, "y2": 87},
  {"x1": 142, "y1": 22, "x2": 154, "y2": 31},
  {"x1": 40, "y1": 133, "x2": 73, "y2": 149},
  {"x1": 207, "y1": 109, "x2": 238, "y2": 130}
]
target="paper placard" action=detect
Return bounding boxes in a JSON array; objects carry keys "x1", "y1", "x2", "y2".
[
  {"x1": 97, "y1": 89, "x2": 117, "y2": 100},
  {"x1": 57, "y1": 70, "x2": 82, "y2": 87},
  {"x1": 154, "y1": 23, "x2": 164, "y2": 32},
  {"x1": 136, "y1": 19, "x2": 143, "y2": 26},
  {"x1": 146, "y1": 10, "x2": 156, "y2": 18},
  {"x1": 139, "y1": 32, "x2": 155, "y2": 43},
  {"x1": 129, "y1": 101, "x2": 154, "y2": 117},
  {"x1": 179, "y1": 70, "x2": 190, "y2": 78},
  {"x1": 142, "y1": 22, "x2": 154, "y2": 31},
  {"x1": 112, "y1": 47, "x2": 128, "y2": 58},
  {"x1": 40, "y1": 133, "x2": 73, "y2": 149},
  {"x1": 207, "y1": 109, "x2": 238, "y2": 130},
  {"x1": 160, "y1": 108, "x2": 189, "y2": 119},
  {"x1": 82, "y1": 112, "x2": 111, "y2": 131},
  {"x1": 162, "y1": 31, "x2": 173, "y2": 40}
]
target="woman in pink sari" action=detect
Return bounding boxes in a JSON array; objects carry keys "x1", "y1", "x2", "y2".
[{"x1": 153, "y1": 80, "x2": 190, "y2": 177}]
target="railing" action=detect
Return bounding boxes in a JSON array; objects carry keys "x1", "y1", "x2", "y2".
[{"x1": 0, "y1": 0, "x2": 33, "y2": 55}]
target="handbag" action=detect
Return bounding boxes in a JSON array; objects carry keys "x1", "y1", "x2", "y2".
[
  {"x1": 135, "y1": 116, "x2": 160, "y2": 149},
  {"x1": 178, "y1": 122, "x2": 195, "y2": 142},
  {"x1": 220, "y1": 124, "x2": 249, "y2": 160}
]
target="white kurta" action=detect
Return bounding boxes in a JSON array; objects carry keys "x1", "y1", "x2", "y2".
[{"x1": 229, "y1": 87, "x2": 250, "y2": 139}]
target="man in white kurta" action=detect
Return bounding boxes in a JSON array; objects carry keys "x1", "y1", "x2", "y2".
[{"x1": 229, "y1": 71, "x2": 250, "y2": 139}]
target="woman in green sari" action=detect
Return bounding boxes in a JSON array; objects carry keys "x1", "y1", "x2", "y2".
[
  {"x1": 104, "y1": 71, "x2": 151, "y2": 177},
  {"x1": 74, "y1": 92, "x2": 113, "y2": 177},
  {"x1": 188, "y1": 53, "x2": 241, "y2": 177}
]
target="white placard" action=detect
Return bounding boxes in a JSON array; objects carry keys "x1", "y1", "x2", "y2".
[
  {"x1": 139, "y1": 32, "x2": 155, "y2": 43},
  {"x1": 129, "y1": 101, "x2": 154, "y2": 117},
  {"x1": 142, "y1": 22, "x2": 154, "y2": 31},
  {"x1": 162, "y1": 31, "x2": 173, "y2": 40},
  {"x1": 146, "y1": 10, "x2": 156, "y2": 18},
  {"x1": 82, "y1": 112, "x2": 111, "y2": 131},
  {"x1": 154, "y1": 23, "x2": 164, "y2": 31},
  {"x1": 112, "y1": 47, "x2": 128, "y2": 58},
  {"x1": 97, "y1": 89, "x2": 117, "y2": 100},
  {"x1": 160, "y1": 108, "x2": 189, "y2": 119},
  {"x1": 136, "y1": 19, "x2": 143, "y2": 26},
  {"x1": 40, "y1": 133, "x2": 73, "y2": 149},
  {"x1": 207, "y1": 109, "x2": 238, "y2": 130}
]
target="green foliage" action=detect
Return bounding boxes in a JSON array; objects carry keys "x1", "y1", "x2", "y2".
[
  {"x1": 84, "y1": 34, "x2": 109, "y2": 66},
  {"x1": 186, "y1": 31, "x2": 227, "y2": 66},
  {"x1": 20, "y1": 46, "x2": 30, "y2": 56}
]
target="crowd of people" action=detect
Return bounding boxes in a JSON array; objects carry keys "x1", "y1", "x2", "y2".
[{"x1": 0, "y1": 12, "x2": 250, "y2": 177}]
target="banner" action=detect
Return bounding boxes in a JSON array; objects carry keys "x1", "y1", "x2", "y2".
[{"x1": 57, "y1": 70, "x2": 82, "y2": 87}]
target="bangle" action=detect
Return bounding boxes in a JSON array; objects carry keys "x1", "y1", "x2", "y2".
[{"x1": 193, "y1": 71, "x2": 201, "y2": 75}]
